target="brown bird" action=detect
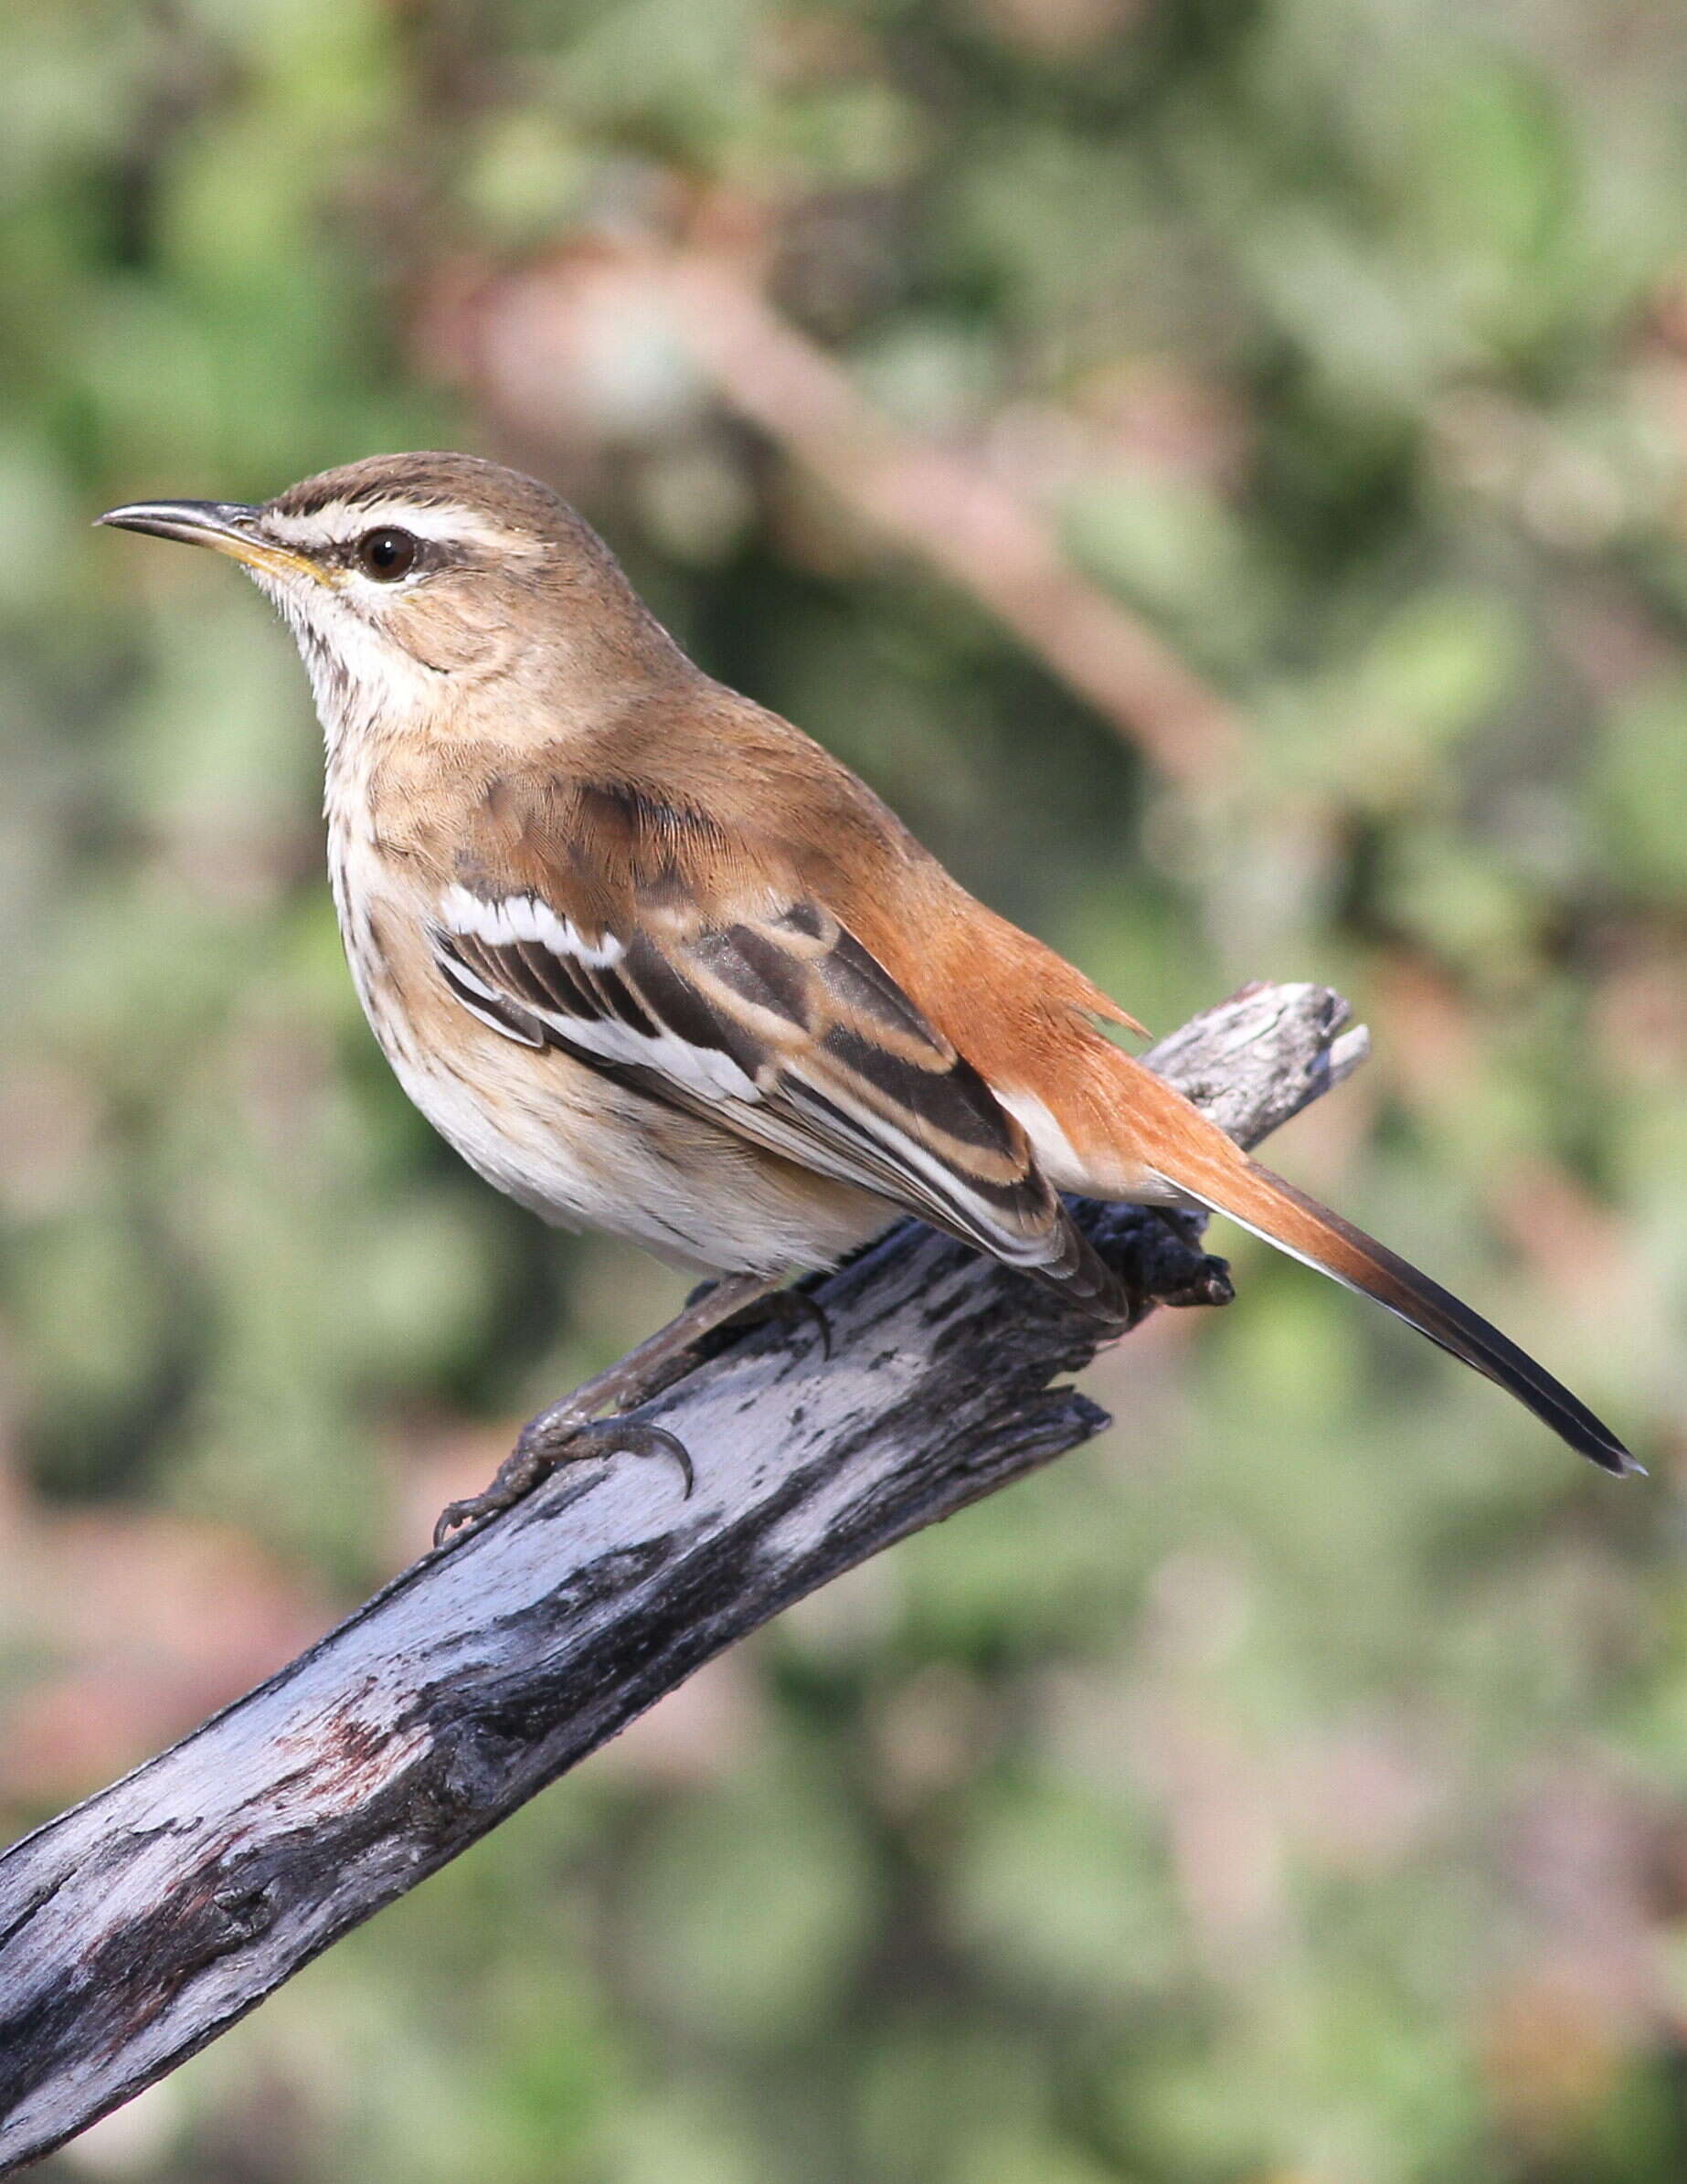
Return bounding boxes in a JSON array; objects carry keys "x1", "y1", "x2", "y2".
[{"x1": 99, "y1": 452, "x2": 1634, "y2": 1535}]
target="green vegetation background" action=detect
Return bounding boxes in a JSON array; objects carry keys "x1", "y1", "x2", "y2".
[{"x1": 3, "y1": 2, "x2": 1684, "y2": 2178}]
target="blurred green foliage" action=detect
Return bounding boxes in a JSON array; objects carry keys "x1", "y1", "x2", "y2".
[{"x1": 2, "y1": 1, "x2": 1685, "y2": 2179}]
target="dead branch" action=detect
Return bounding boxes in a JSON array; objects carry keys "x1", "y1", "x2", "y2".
[{"x1": 0, "y1": 982, "x2": 1365, "y2": 2175}]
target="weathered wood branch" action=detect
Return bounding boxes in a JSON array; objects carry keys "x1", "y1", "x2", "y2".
[{"x1": 0, "y1": 982, "x2": 1366, "y2": 2175}]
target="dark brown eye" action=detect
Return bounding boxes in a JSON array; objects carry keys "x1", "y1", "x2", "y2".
[{"x1": 355, "y1": 527, "x2": 417, "y2": 581}]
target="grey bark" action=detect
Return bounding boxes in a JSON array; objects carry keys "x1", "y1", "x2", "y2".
[{"x1": 0, "y1": 981, "x2": 1367, "y2": 2174}]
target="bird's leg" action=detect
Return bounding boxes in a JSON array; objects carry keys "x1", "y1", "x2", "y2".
[
  {"x1": 433, "y1": 1271, "x2": 785, "y2": 1547},
  {"x1": 683, "y1": 1275, "x2": 833, "y2": 1359}
]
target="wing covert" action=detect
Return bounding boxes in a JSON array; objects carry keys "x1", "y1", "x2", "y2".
[{"x1": 430, "y1": 885, "x2": 1088, "y2": 1282}]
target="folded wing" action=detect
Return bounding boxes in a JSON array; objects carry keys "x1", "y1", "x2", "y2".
[{"x1": 430, "y1": 870, "x2": 1122, "y2": 1315}]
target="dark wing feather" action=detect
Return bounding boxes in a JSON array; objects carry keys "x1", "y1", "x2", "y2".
[{"x1": 430, "y1": 886, "x2": 1120, "y2": 1312}]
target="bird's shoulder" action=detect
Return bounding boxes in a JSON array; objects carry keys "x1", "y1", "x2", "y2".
[
  {"x1": 434, "y1": 682, "x2": 1142, "y2": 1067},
  {"x1": 448, "y1": 684, "x2": 928, "y2": 931}
]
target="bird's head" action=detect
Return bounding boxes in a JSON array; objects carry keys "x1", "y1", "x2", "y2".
[{"x1": 100, "y1": 451, "x2": 668, "y2": 746}]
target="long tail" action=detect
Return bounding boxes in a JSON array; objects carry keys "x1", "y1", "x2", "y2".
[{"x1": 1130, "y1": 1098, "x2": 1636, "y2": 1477}]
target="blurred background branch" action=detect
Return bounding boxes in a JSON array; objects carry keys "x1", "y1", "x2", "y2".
[{"x1": 502, "y1": 208, "x2": 1243, "y2": 783}]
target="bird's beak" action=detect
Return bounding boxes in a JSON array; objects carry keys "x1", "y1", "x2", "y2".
[{"x1": 96, "y1": 500, "x2": 326, "y2": 584}]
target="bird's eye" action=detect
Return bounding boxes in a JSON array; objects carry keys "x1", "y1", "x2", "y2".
[{"x1": 355, "y1": 527, "x2": 418, "y2": 581}]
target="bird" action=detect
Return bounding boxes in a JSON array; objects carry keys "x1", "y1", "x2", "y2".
[{"x1": 98, "y1": 451, "x2": 1635, "y2": 1536}]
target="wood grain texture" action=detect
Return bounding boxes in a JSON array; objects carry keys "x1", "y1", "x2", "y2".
[{"x1": 0, "y1": 981, "x2": 1367, "y2": 2175}]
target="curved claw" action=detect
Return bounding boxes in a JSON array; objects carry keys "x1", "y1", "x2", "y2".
[
  {"x1": 603, "y1": 1419, "x2": 695, "y2": 1500},
  {"x1": 432, "y1": 1415, "x2": 696, "y2": 1550},
  {"x1": 433, "y1": 1497, "x2": 487, "y2": 1551},
  {"x1": 765, "y1": 1286, "x2": 833, "y2": 1359}
]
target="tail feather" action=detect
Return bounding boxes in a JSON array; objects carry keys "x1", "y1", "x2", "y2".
[{"x1": 1148, "y1": 1144, "x2": 1636, "y2": 1478}]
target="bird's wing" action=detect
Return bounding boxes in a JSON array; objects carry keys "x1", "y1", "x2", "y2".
[{"x1": 427, "y1": 835, "x2": 1119, "y2": 1311}]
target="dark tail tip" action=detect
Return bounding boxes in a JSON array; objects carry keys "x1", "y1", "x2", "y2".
[
  {"x1": 1215, "y1": 1163, "x2": 1641, "y2": 1480},
  {"x1": 1566, "y1": 1417, "x2": 1640, "y2": 1479},
  {"x1": 1360, "y1": 1252, "x2": 1638, "y2": 1480}
]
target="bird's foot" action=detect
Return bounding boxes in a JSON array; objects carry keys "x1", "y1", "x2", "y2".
[
  {"x1": 1098, "y1": 1208, "x2": 1235, "y2": 1324},
  {"x1": 1148, "y1": 1256, "x2": 1235, "y2": 1309},
  {"x1": 433, "y1": 1412, "x2": 694, "y2": 1549},
  {"x1": 432, "y1": 1269, "x2": 782, "y2": 1547}
]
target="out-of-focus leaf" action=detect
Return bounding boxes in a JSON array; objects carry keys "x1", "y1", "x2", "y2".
[
  {"x1": 624, "y1": 1763, "x2": 876, "y2": 2041},
  {"x1": 950, "y1": 1775, "x2": 1176, "y2": 2003},
  {"x1": 1596, "y1": 674, "x2": 1687, "y2": 899},
  {"x1": 1, "y1": 0, "x2": 1682, "y2": 2172}
]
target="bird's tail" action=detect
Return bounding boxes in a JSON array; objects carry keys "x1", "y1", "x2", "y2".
[{"x1": 1126, "y1": 1085, "x2": 1636, "y2": 1476}]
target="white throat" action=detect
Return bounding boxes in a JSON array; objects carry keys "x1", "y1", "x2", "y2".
[{"x1": 254, "y1": 571, "x2": 436, "y2": 777}]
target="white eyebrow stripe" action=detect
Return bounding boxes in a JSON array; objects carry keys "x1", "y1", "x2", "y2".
[
  {"x1": 263, "y1": 501, "x2": 533, "y2": 554},
  {"x1": 440, "y1": 885, "x2": 625, "y2": 967}
]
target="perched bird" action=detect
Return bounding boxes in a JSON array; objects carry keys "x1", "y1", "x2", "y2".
[{"x1": 100, "y1": 453, "x2": 1634, "y2": 1532}]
